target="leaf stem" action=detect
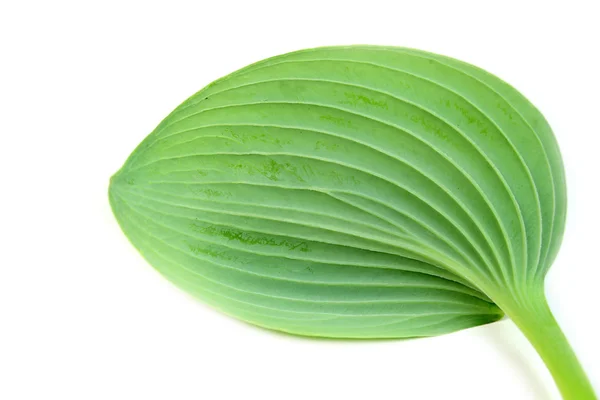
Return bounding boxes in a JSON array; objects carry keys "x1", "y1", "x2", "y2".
[{"x1": 499, "y1": 288, "x2": 596, "y2": 400}]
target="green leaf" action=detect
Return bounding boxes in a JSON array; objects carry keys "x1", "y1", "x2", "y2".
[{"x1": 109, "y1": 46, "x2": 594, "y2": 399}]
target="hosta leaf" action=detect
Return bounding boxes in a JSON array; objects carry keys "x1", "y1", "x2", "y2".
[{"x1": 109, "y1": 46, "x2": 594, "y2": 399}]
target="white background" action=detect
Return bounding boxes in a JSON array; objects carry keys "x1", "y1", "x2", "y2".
[{"x1": 1, "y1": 1, "x2": 598, "y2": 399}]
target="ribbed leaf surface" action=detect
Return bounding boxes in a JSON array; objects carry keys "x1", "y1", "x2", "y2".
[{"x1": 109, "y1": 46, "x2": 566, "y2": 338}]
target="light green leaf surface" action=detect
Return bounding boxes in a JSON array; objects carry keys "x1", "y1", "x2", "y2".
[{"x1": 109, "y1": 46, "x2": 594, "y2": 399}]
